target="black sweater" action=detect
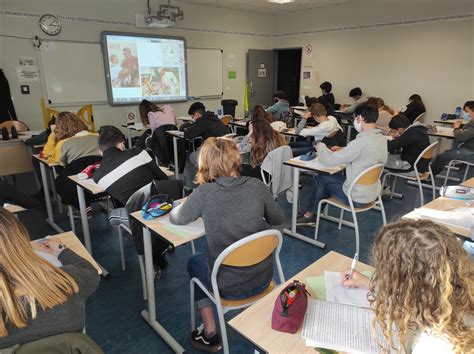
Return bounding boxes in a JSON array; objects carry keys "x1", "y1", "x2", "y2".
[
  {"x1": 0, "y1": 250, "x2": 100, "y2": 349},
  {"x1": 400, "y1": 102, "x2": 425, "y2": 124},
  {"x1": 387, "y1": 123, "x2": 430, "y2": 172},
  {"x1": 93, "y1": 147, "x2": 168, "y2": 205},
  {"x1": 183, "y1": 111, "x2": 229, "y2": 141}
]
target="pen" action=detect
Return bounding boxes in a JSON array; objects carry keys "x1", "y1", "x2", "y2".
[{"x1": 348, "y1": 252, "x2": 358, "y2": 280}]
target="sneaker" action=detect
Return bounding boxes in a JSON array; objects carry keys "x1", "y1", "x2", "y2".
[
  {"x1": 190, "y1": 324, "x2": 222, "y2": 353},
  {"x1": 297, "y1": 213, "x2": 315, "y2": 225},
  {"x1": 382, "y1": 186, "x2": 392, "y2": 197}
]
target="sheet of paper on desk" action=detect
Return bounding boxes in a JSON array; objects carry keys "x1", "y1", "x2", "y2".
[
  {"x1": 168, "y1": 130, "x2": 184, "y2": 137},
  {"x1": 82, "y1": 179, "x2": 101, "y2": 189},
  {"x1": 324, "y1": 271, "x2": 370, "y2": 308},
  {"x1": 302, "y1": 299, "x2": 379, "y2": 353},
  {"x1": 414, "y1": 207, "x2": 473, "y2": 230},
  {"x1": 304, "y1": 158, "x2": 343, "y2": 172},
  {"x1": 19, "y1": 130, "x2": 45, "y2": 137},
  {"x1": 35, "y1": 250, "x2": 62, "y2": 267},
  {"x1": 293, "y1": 109, "x2": 307, "y2": 116},
  {"x1": 158, "y1": 214, "x2": 205, "y2": 238},
  {"x1": 435, "y1": 126, "x2": 454, "y2": 134}
]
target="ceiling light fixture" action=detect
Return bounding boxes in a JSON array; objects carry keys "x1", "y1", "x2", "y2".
[{"x1": 268, "y1": 0, "x2": 295, "y2": 4}]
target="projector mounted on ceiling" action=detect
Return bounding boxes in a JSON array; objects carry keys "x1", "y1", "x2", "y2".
[{"x1": 144, "y1": 0, "x2": 184, "y2": 28}]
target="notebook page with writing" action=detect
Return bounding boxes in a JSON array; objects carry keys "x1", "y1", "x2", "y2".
[
  {"x1": 324, "y1": 271, "x2": 370, "y2": 308},
  {"x1": 414, "y1": 207, "x2": 473, "y2": 230},
  {"x1": 301, "y1": 299, "x2": 380, "y2": 353}
]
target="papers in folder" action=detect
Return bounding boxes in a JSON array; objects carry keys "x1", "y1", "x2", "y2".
[
  {"x1": 324, "y1": 271, "x2": 370, "y2": 308},
  {"x1": 414, "y1": 207, "x2": 473, "y2": 231},
  {"x1": 302, "y1": 299, "x2": 381, "y2": 353}
]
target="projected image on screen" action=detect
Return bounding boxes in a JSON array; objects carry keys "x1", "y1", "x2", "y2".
[{"x1": 102, "y1": 32, "x2": 187, "y2": 105}]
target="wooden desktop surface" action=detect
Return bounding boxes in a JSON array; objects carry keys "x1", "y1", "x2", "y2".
[
  {"x1": 462, "y1": 177, "x2": 474, "y2": 188},
  {"x1": 32, "y1": 231, "x2": 102, "y2": 274},
  {"x1": 402, "y1": 197, "x2": 471, "y2": 237},
  {"x1": 130, "y1": 198, "x2": 204, "y2": 248},
  {"x1": 229, "y1": 251, "x2": 373, "y2": 354},
  {"x1": 0, "y1": 140, "x2": 34, "y2": 176},
  {"x1": 4, "y1": 204, "x2": 26, "y2": 213},
  {"x1": 33, "y1": 153, "x2": 61, "y2": 167},
  {"x1": 68, "y1": 175, "x2": 105, "y2": 195},
  {"x1": 284, "y1": 157, "x2": 345, "y2": 175}
]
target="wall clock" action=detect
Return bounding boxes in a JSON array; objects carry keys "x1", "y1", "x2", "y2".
[{"x1": 39, "y1": 14, "x2": 62, "y2": 36}]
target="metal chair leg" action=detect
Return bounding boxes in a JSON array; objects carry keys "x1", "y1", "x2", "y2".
[
  {"x1": 118, "y1": 226, "x2": 126, "y2": 271},
  {"x1": 338, "y1": 209, "x2": 344, "y2": 230},
  {"x1": 68, "y1": 206, "x2": 76, "y2": 234},
  {"x1": 190, "y1": 279, "x2": 196, "y2": 331},
  {"x1": 351, "y1": 210, "x2": 360, "y2": 255},
  {"x1": 138, "y1": 255, "x2": 148, "y2": 301}
]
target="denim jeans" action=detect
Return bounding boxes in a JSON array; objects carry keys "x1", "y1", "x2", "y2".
[
  {"x1": 431, "y1": 147, "x2": 474, "y2": 176},
  {"x1": 188, "y1": 252, "x2": 271, "y2": 309},
  {"x1": 306, "y1": 173, "x2": 367, "y2": 214}
]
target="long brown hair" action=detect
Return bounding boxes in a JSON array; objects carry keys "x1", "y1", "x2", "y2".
[
  {"x1": 54, "y1": 112, "x2": 88, "y2": 142},
  {"x1": 249, "y1": 118, "x2": 286, "y2": 167},
  {"x1": 139, "y1": 99, "x2": 163, "y2": 125},
  {"x1": 0, "y1": 209, "x2": 79, "y2": 337},
  {"x1": 195, "y1": 137, "x2": 241, "y2": 184},
  {"x1": 369, "y1": 219, "x2": 474, "y2": 353},
  {"x1": 252, "y1": 106, "x2": 275, "y2": 124},
  {"x1": 375, "y1": 98, "x2": 395, "y2": 115}
]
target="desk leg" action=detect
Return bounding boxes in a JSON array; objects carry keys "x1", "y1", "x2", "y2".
[
  {"x1": 76, "y1": 185, "x2": 110, "y2": 278},
  {"x1": 283, "y1": 167, "x2": 325, "y2": 248},
  {"x1": 127, "y1": 128, "x2": 133, "y2": 148},
  {"x1": 77, "y1": 185, "x2": 92, "y2": 254},
  {"x1": 173, "y1": 136, "x2": 179, "y2": 179},
  {"x1": 141, "y1": 227, "x2": 185, "y2": 353},
  {"x1": 39, "y1": 162, "x2": 64, "y2": 233},
  {"x1": 436, "y1": 137, "x2": 442, "y2": 156}
]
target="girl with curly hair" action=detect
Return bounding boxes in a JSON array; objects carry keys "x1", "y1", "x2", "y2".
[{"x1": 341, "y1": 219, "x2": 474, "y2": 353}]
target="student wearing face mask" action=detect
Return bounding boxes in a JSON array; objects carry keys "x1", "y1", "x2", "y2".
[
  {"x1": 290, "y1": 103, "x2": 345, "y2": 156},
  {"x1": 298, "y1": 103, "x2": 387, "y2": 223},
  {"x1": 431, "y1": 100, "x2": 474, "y2": 176},
  {"x1": 266, "y1": 91, "x2": 290, "y2": 119},
  {"x1": 340, "y1": 87, "x2": 368, "y2": 114}
]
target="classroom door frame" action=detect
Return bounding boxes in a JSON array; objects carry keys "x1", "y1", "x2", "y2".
[{"x1": 273, "y1": 47, "x2": 303, "y2": 107}]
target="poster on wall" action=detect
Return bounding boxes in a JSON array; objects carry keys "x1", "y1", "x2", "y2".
[
  {"x1": 303, "y1": 43, "x2": 313, "y2": 67},
  {"x1": 16, "y1": 66, "x2": 40, "y2": 82}
]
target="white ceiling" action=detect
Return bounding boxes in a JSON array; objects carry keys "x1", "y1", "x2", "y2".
[
  {"x1": 177, "y1": 0, "x2": 472, "y2": 14},
  {"x1": 177, "y1": 0, "x2": 352, "y2": 14}
]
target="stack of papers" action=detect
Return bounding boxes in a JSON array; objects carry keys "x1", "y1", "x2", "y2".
[
  {"x1": 414, "y1": 207, "x2": 473, "y2": 230},
  {"x1": 435, "y1": 126, "x2": 454, "y2": 134}
]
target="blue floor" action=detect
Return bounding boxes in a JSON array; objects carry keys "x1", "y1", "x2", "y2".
[{"x1": 13, "y1": 168, "x2": 472, "y2": 354}]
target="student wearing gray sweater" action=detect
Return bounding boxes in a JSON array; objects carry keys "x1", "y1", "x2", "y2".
[
  {"x1": 299, "y1": 103, "x2": 387, "y2": 223},
  {"x1": 0, "y1": 209, "x2": 100, "y2": 350},
  {"x1": 169, "y1": 137, "x2": 283, "y2": 352}
]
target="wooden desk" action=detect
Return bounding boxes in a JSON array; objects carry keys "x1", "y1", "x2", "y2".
[
  {"x1": 428, "y1": 128, "x2": 455, "y2": 155},
  {"x1": 0, "y1": 139, "x2": 34, "y2": 177},
  {"x1": 283, "y1": 157, "x2": 345, "y2": 249},
  {"x1": 121, "y1": 123, "x2": 147, "y2": 147},
  {"x1": 229, "y1": 251, "x2": 373, "y2": 354},
  {"x1": 462, "y1": 177, "x2": 474, "y2": 188},
  {"x1": 402, "y1": 197, "x2": 471, "y2": 238},
  {"x1": 4, "y1": 204, "x2": 26, "y2": 213},
  {"x1": 33, "y1": 154, "x2": 64, "y2": 234},
  {"x1": 32, "y1": 231, "x2": 102, "y2": 274},
  {"x1": 130, "y1": 205, "x2": 205, "y2": 353},
  {"x1": 433, "y1": 119, "x2": 465, "y2": 126}
]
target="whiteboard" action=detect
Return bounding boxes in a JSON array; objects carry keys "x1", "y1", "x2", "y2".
[
  {"x1": 40, "y1": 41, "x2": 108, "y2": 105},
  {"x1": 186, "y1": 48, "x2": 223, "y2": 98},
  {"x1": 39, "y1": 41, "x2": 223, "y2": 105}
]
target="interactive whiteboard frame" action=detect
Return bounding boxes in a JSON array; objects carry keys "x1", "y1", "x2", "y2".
[{"x1": 101, "y1": 31, "x2": 188, "y2": 106}]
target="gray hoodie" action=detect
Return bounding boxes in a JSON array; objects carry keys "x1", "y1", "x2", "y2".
[
  {"x1": 316, "y1": 128, "x2": 388, "y2": 203},
  {"x1": 169, "y1": 176, "x2": 283, "y2": 296}
]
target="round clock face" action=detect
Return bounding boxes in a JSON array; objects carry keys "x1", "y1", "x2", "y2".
[{"x1": 39, "y1": 14, "x2": 62, "y2": 36}]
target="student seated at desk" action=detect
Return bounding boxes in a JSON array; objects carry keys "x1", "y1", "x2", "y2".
[
  {"x1": 385, "y1": 114, "x2": 430, "y2": 175},
  {"x1": 367, "y1": 97, "x2": 396, "y2": 134},
  {"x1": 253, "y1": 105, "x2": 276, "y2": 124},
  {"x1": 93, "y1": 126, "x2": 168, "y2": 206},
  {"x1": 318, "y1": 81, "x2": 335, "y2": 108},
  {"x1": 42, "y1": 112, "x2": 99, "y2": 165},
  {"x1": 298, "y1": 103, "x2": 387, "y2": 223},
  {"x1": 290, "y1": 103, "x2": 345, "y2": 156},
  {"x1": 341, "y1": 219, "x2": 473, "y2": 353},
  {"x1": 431, "y1": 100, "x2": 474, "y2": 176},
  {"x1": 399, "y1": 93, "x2": 426, "y2": 124},
  {"x1": 169, "y1": 137, "x2": 284, "y2": 352},
  {"x1": 266, "y1": 90, "x2": 290, "y2": 120},
  {"x1": 0, "y1": 209, "x2": 100, "y2": 350},
  {"x1": 138, "y1": 99, "x2": 177, "y2": 133},
  {"x1": 340, "y1": 87, "x2": 368, "y2": 114},
  {"x1": 239, "y1": 116, "x2": 286, "y2": 179}
]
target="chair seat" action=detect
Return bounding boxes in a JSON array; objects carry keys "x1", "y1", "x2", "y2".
[
  {"x1": 220, "y1": 280, "x2": 276, "y2": 308},
  {"x1": 325, "y1": 197, "x2": 376, "y2": 211}
]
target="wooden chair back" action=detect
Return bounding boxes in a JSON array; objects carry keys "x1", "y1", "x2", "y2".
[
  {"x1": 220, "y1": 115, "x2": 233, "y2": 126},
  {"x1": 356, "y1": 164, "x2": 384, "y2": 186},
  {"x1": 0, "y1": 120, "x2": 29, "y2": 132},
  {"x1": 222, "y1": 234, "x2": 279, "y2": 267}
]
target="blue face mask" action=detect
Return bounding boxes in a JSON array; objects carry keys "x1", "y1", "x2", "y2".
[{"x1": 463, "y1": 112, "x2": 470, "y2": 120}]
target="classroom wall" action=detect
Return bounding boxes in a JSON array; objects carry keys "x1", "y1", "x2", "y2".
[
  {"x1": 273, "y1": 2, "x2": 474, "y2": 124},
  {"x1": 0, "y1": 0, "x2": 274, "y2": 130}
]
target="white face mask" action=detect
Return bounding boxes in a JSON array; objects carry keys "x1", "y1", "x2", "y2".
[
  {"x1": 463, "y1": 112, "x2": 470, "y2": 120},
  {"x1": 354, "y1": 117, "x2": 362, "y2": 132}
]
